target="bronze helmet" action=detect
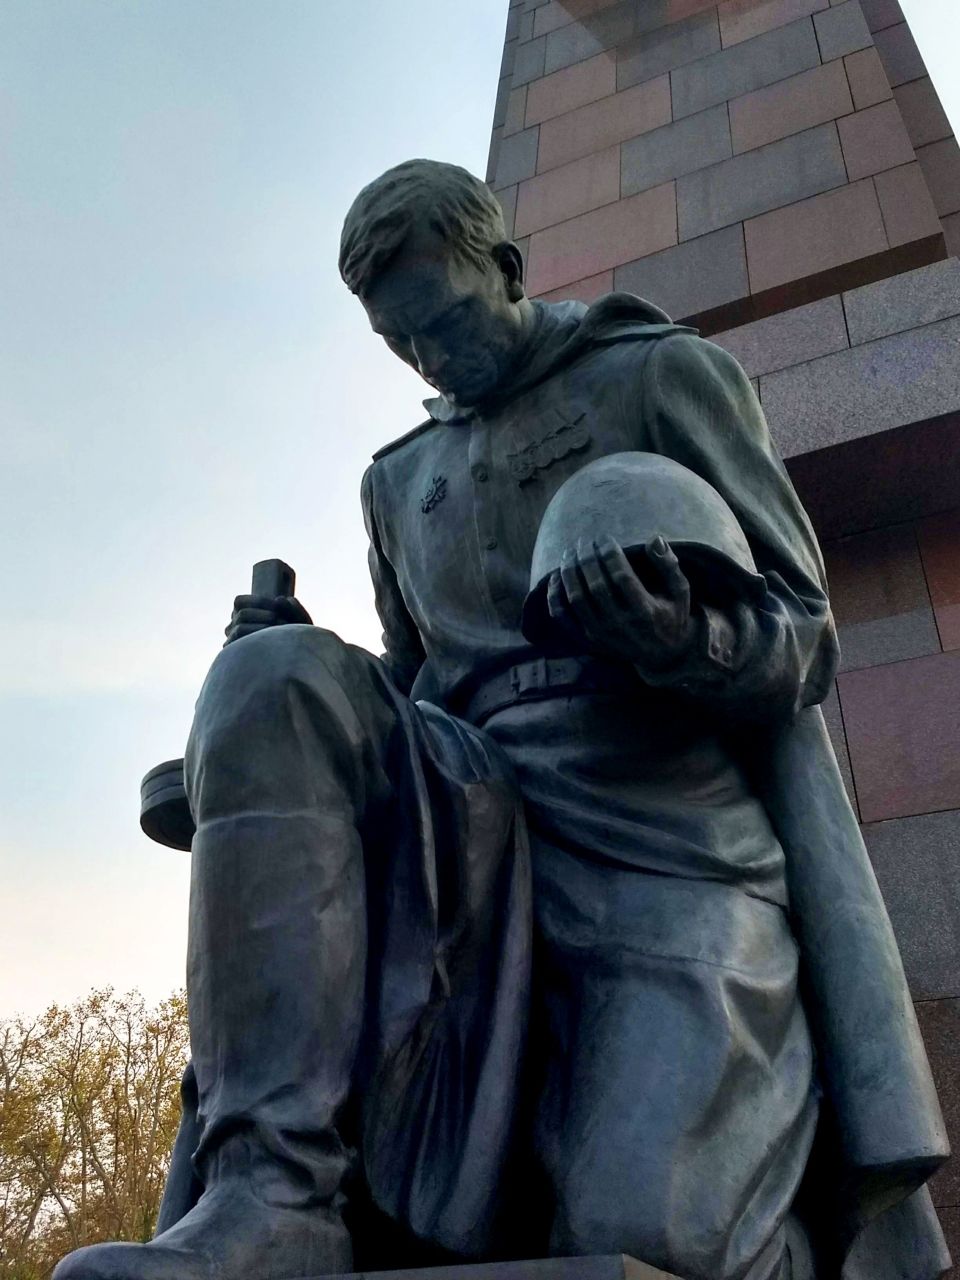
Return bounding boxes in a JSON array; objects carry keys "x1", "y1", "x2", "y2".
[{"x1": 521, "y1": 451, "x2": 766, "y2": 649}]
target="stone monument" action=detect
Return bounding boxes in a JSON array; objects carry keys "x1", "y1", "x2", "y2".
[{"x1": 54, "y1": 159, "x2": 950, "y2": 1280}]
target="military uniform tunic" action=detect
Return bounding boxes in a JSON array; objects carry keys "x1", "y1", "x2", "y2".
[
  {"x1": 362, "y1": 298, "x2": 835, "y2": 890},
  {"x1": 359, "y1": 297, "x2": 839, "y2": 1278}
]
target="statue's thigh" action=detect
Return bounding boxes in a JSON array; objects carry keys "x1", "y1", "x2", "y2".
[
  {"x1": 186, "y1": 626, "x2": 404, "y2": 818},
  {"x1": 531, "y1": 847, "x2": 816, "y2": 1280}
]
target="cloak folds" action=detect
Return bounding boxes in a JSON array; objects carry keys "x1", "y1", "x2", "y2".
[{"x1": 754, "y1": 705, "x2": 950, "y2": 1279}]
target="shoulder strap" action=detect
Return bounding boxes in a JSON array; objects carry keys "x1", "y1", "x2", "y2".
[{"x1": 372, "y1": 418, "x2": 438, "y2": 462}]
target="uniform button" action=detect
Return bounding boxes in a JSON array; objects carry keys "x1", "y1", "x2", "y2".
[
  {"x1": 474, "y1": 466, "x2": 489, "y2": 482},
  {"x1": 485, "y1": 537, "x2": 498, "y2": 550}
]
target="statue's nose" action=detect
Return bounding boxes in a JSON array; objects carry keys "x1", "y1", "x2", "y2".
[{"x1": 412, "y1": 336, "x2": 448, "y2": 382}]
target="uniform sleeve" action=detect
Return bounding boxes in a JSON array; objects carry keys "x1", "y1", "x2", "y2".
[
  {"x1": 360, "y1": 463, "x2": 426, "y2": 697},
  {"x1": 636, "y1": 332, "x2": 839, "y2": 719}
]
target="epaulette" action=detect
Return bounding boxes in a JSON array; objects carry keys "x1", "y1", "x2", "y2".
[{"x1": 371, "y1": 418, "x2": 438, "y2": 462}]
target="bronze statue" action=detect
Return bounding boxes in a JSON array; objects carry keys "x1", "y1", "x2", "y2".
[{"x1": 54, "y1": 160, "x2": 950, "y2": 1280}]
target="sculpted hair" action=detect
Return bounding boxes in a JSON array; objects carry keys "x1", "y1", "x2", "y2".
[{"x1": 339, "y1": 159, "x2": 507, "y2": 295}]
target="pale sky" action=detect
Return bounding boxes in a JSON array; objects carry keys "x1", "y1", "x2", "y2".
[{"x1": 2, "y1": 1, "x2": 958, "y2": 1019}]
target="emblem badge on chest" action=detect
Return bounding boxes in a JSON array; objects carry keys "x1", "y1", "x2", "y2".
[
  {"x1": 507, "y1": 412, "x2": 592, "y2": 484},
  {"x1": 420, "y1": 474, "x2": 447, "y2": 514}
]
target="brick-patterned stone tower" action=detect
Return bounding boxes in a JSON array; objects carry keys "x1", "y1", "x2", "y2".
[{"x1": 488, "y1": 0, "x2": 960, "y2": 1265}]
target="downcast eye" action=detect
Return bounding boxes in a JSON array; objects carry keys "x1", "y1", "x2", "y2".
[{"x1": 424, "y1": 301, "x2": 468, "y2": 338}]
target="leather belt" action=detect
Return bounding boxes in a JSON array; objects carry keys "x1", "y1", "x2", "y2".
[{"x1": 460, "y1": 656, "x2": 639, "y2": 727}]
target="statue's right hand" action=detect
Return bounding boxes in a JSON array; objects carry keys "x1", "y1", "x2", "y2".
[{"x1": 223, "y1": 594, "x2": 313, "y2": 646}]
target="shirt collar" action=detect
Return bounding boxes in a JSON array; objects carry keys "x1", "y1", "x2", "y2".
[
  {"x1": 422, "y1": 293, "x2": 679, "y2": 424},
  {"x1": 422, "y1": 298, "x2": 587, "y2": 424}
]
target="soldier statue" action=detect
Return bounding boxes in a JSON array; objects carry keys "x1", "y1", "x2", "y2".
[{"x1": 55, "y1": 161, "x2": 951, "y2": 1280}]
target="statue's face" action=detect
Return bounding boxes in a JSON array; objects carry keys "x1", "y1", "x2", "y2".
[{"x1": 359, "y1": 224, "x2": 527, "y2": 407}]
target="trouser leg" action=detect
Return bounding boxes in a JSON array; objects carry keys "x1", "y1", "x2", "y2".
[
  {"x1": 54, "y1": 625, "x2": 403, "y2": 1280},
  {"x1": 184, "y1": 624, "x2": 398, "y2": 1202},
  {"x1": 154, "y1": 1064, "x2": 202, "y2": 1235},
  {"x1": 530, "y1": 841, "x2": 818, "y2": 1280}
]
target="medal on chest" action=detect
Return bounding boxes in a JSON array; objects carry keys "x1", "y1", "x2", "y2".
[
  {"x1": 419, "y1": 474, "x2": 447, "y2": 514},
  {"x1": 506, "y1": 411, "x2": 591, "y2": 485}
]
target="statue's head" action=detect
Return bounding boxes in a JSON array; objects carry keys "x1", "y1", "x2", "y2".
[{"x1": 340, "y1": 159, "x2": 531, "y2": 407}]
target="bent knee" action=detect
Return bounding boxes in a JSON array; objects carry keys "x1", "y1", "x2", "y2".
[
  {"x1": 199, "y1": 625, "x2": 363, "y2": 712},
  {"x1": 214, "y1": 622, "x2": 347, "y2": 675},
  {"x1": 188, "y1": 625, "x2": 386, "y2": 771}
]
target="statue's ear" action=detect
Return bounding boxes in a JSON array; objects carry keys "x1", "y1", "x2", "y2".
[{"x1": 494, "y1": 241, "x2": 525, "y2": 302}]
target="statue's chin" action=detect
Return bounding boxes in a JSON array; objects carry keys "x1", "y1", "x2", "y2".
[
  {"x1": 439, "y1": 383, "x2": 477, "y2": 407},
  {"x1": 434, "y1": 355, "x2": 505, "y2": 407},
  {"x1": 444, "y1": 373, "x2": 502, "y2": 408}
]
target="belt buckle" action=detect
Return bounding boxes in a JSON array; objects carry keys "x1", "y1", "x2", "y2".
[{"x1": 512, "y1": 658, "x2": 549, "y2": 700}]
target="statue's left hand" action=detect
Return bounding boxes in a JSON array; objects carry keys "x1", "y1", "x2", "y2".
[
  {"x1": 224, "y1": 594, "x2": 313, "y2": 646},
  {"x1": 547, "y1": 534, "x2": 697, "y2": 670}
]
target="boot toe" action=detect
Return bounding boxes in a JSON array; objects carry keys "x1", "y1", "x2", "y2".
[
  {"x1": 53, "y1": 1243, "x2": 141, "y2": 1280},
  {"x1": 52, "y1": 1240, "x2": 209, "y2": 1280}
]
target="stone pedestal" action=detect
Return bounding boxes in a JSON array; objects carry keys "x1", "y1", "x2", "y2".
[{"x1": 307, "y1": 1256, "x2": 682, "y2": 1280}]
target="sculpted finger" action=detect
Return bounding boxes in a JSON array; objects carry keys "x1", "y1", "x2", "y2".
[
  {"x1": 233, "y1": 594, "x2": 276, "y2": 613},
  {"x1": 560, "y1": 546, "x2": 599, "y2": 630},
  {"x1": 231, "y1": 607, "x2": 276, "y2": 627},
  {"x1": 547, "y1": 570, "x2": 588, "y2": 645},
  {"x1": 647, "y1": 535, "x2": 690, "y2": 604},
  {"x1": 547, "y1": 570, "x2": 567, "y2": 622},
  {"x1": 596, "y1": 536, "x2": 641, "y2": 600},
  {"x1": 577, "y1": 537, "x2": 611, "y2": 607},
  {"x1": 597, "y1": 536, "x2": 657, "y2": 618},
  {"x1": 223, "y1": 623, "x2": 264, "y2": 646},
  {"x1": 274, "y1": 596, "x2": 313, "y2": 625},
  {"x1": 559, "y1": 548, "x2": 584, "y2": 609}
]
